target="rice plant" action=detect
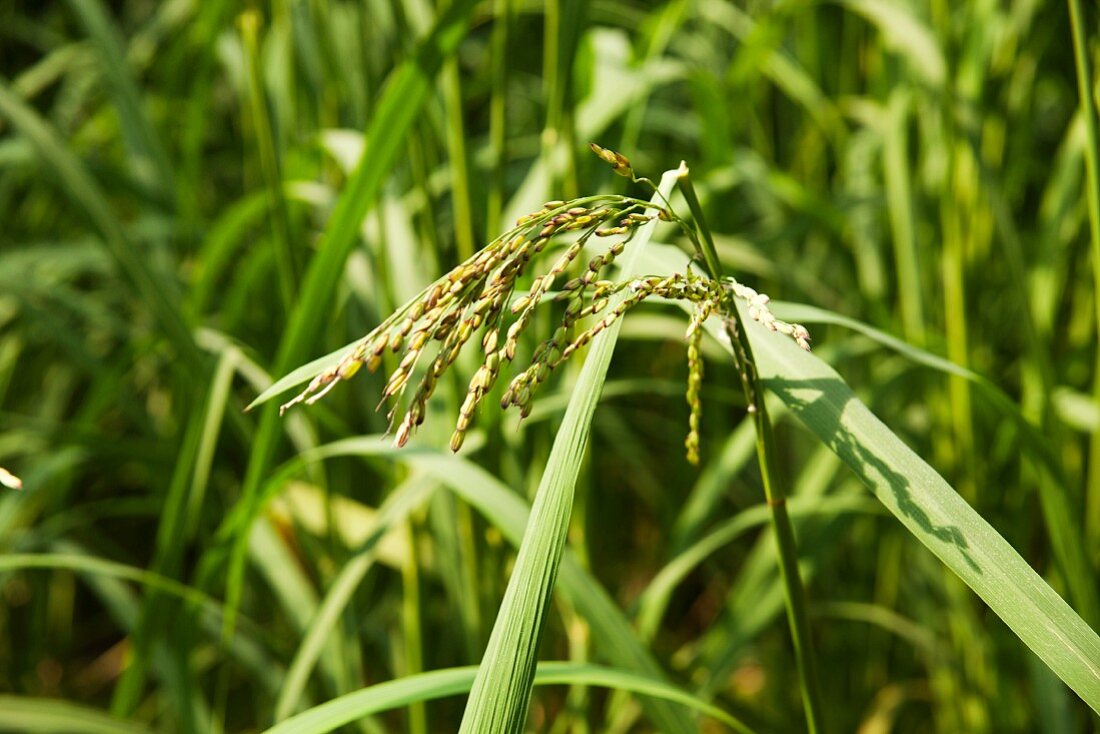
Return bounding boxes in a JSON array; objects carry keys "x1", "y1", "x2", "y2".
[
  {"x1": 278, "y1": 148, "x2": 809, "y2": 456},
  {"x1": 272, "y1": 147, "x2": 818, "y2": 732},
  {"x1": 3, "y1": 1, "x2": 1100, "y2": 732}
]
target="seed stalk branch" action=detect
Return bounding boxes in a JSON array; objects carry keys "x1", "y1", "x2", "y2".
[{"x1": 675, "y1": 164, "x2": 826, "y2": 734}]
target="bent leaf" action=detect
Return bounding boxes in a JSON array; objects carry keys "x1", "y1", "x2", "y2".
[
  {"x1": 0, "y1": 696, "x2": 154, "y2": 734},
  {"x1": 740, "y1": 300, "x2": 1100, "y2": 713},
  {"x1": 459, "y1": 167, "x2": 689, "y2": 733},
  {"x1": 771, "y1": 300, "x2": 1100, "y2": 627},
  {"x1": 263, "y1": 662, "x2": 752, "y2": 734},
  {"x1": 636, "y1": 242, "x2": 1100, "y2": 712}
]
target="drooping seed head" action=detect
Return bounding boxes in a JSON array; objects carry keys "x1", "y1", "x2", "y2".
[
  {"x1": 337, "y1": 359, "x2": 362, "y2": 380},
  {"x1": 395, "y1": 416, "x2": 414, "y2": 448},
  {"x1": 485, "y1": 350, "x2": 501, "y2": 372},
  {"x1": 588, "y1": 142, "x2": 633, "y2": 178},
  {"x1": 384, "y1": 369, "x2": 409, "y2": 397}
]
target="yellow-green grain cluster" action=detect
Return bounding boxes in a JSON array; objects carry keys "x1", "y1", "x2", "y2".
[
  {"x1": 282, "y1": 148, "x2": 811, "y2": 463},
  {"x1": 280, "y1": 189, "x2": 668, "y2": 450}
]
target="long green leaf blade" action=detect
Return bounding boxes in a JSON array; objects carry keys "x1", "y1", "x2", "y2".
[
  {"x1": 741, "y1": 301, "x2": 1100, "y2": 712},
  {"x1": 636, "y1": 242, "x2": 1100, "y2": 712},
  {"x1": 263, "y1": 663, "x2": 751, "y2": 734},
  {"x1": 458, "y1": 168, "x2": 685, "y2": 733},
  {"x1": 0, "y1": 696, "x2": 154, "y2": 734},
  {"x1": 222, "y1": 0, "x2": 478, "y2": 636},
  {"x1": 253, "y1": 436, "x2": 700, "y2": 732},
  {"x1": 772, "y1": 300, "x2": 1100, "y2": 626}
]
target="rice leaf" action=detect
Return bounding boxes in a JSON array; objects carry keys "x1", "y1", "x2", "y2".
[
  {"x1": 457, "y1": 167, "x2": 685, "y2": 733},
  {"x1": 0, "y1": 696, "x2": 154, "y2": 734},
  {"x1": 634, "y1": 243, "x2": 1100, "y2": 712},
  {"x1": 223, "y1": 0, "x2": 478, "y2": 636},
  {"x1": 771, "y1": 300, "x2": 1100, "y2": 626},
  {"x1": 261, "y1": 663, "x2": 752, "y2": 734},
  {"x1": 742, "y1": 302, "x2": 1100, "y2": 713},
  {"x1": 260, "y1": 436, "x2": 699, "y2": 733}
]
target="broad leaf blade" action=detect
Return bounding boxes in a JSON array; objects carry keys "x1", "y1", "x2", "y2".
[
  {"x1": 260, "y1": 437, "x2": 700, "y2": 733},
  {"x1": 0, "y1": 696, "x2": 154, "y2": 734},
  {"x1": 458, "y1": 168, "x2": 690, "y2": 733},
  {"x1": 638, "y1": 243, "x2": 1100, "y2": 711},
  {"x1": 263, "y1": 663, "x2": 751, "y2": 734},
  {"x1": 771, "y1": 300, "x2": 1100, "y2": 626},
  {"x1": 741, "y1": 302, "x2": 1100, "y2": 712}
]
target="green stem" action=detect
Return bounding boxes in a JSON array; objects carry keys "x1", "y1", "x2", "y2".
[
  {"x1": 677, "y1": 165, "x2": 826, "y2": 734},
  {"x1": 883, "y1": 89, "x2": 925, "y2": 345},
  {"x1": 486, "y1": 0, "x2": 511, "y2": 237},
  {"x1": 541, "y1": 0, "x2": 570, "y2": 194},
  {"x1": 402, "y1": 519, "x2": 427, "y2": 734},
  {"x1": 542, "y1": 0, "x2": 560, "y2": 158},
  {"x1": 456, "y1": 499, "x2": 483, "y2": 654},
  {"x1": 442, "y1": 51, "x2": 475, "y2": 261},
  {"x1": 240, "y1": 10, "x2": 298, "y2": 313},
  {"x1": 1067, "y1": 0, "x2": 1100, "y2": 549}
]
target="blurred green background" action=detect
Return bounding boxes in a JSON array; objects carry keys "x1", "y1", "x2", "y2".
[{"x1": 2, "y1": 0, "x2": 1100, "y2": 731}]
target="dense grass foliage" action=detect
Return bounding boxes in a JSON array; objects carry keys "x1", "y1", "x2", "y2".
[{"x1": 2, "y1": 0, "x2": 1100, "y2": 731}]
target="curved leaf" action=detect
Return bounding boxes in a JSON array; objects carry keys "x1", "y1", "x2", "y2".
[
  {"x1": 0, "y1": 696, "x2": 153, "y2": 733},
  {"x1": 741, "y1": 302, "x2": 1100, "y2": 713},
  {"x1": 637, "y1": 243, "x2": 1100, "y2": 712},
  {"x1": 459, "y1": 167, "x2": 690, "y2": 733},
  {"x1": 771, "y1": 300, "x2": 1100, "y2": 626},
  {"x1": 262, "y1": 663, "x2": 752, "y2": 734},
  {"x1": 261, "y1": 436, "x2": 698, "y2": 733}
]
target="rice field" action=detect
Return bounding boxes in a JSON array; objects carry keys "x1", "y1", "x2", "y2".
[{"x1": 2, "y1": 0, "x2": 1100, "y2": 731}]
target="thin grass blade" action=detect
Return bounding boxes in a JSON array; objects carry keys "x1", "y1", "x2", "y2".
[
  {"x1": 266, "y1": 436, "x2": 699, "y2": 733},
  {"x1": 741, "y1": 303, "x2": 1100, "y2": 713},
  {"x1": 457, "y1": 168, "x2": 684, "y2": 733},
  {"x1": 223, "y1": 0, "x2": 478, "y2": 637},
  {"x1": 0, "y1": 697, "x2": 154, "y2": 734},
  {"x1": 263, "y1": 663, "x2": 752, "y2": 734}
]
